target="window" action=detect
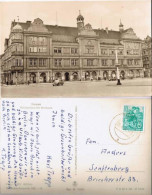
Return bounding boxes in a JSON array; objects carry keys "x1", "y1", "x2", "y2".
[
  {"x1": 14, "y1": 33, "x2": 22, "y2": 40},
  {"x1": 18, "y1": 59, "x2": 22, "y2": 66},
  {"x1": 15, "y1": 59, "x2": 18, "y2": 66},
  {"x1": 29, "y1": 37, "x2": 33, "y2": 42},
  {"x1": 29, "y1": 59, "x2": 37, "y2": 66},
  {"x1": 134, "y1": 60, "x2": 140, "y2": 65},
  {"x1": 29, "y1": 47, "x2": 33, "y2": 53},
  {"x1": 39, "y1": 37, "x2": 46, "y2": 45},
  {"x1": 87, "y1": 59, "x2": 94, "y2": 66},
  {"x1": 39, "y1": 59, "x2": 46, "y2": 67},
  {"x1": 71, "y1": 59, "x2": 78, "y2": 66},
  {"x1": 127, "y1": 59, "x2": 133, "y2": 65},
  {"x1": 38, "y1": 47, "x2": 47, "y2": 52},
  {"x1": 34, "y1": 59, "x2": 37, "y2": 66},
  {"x1": 118, "y1": 50, "x2": 123, "y2": 55},
  {"x1": 39, "y1": 59, "x2": 42, "y2": 66},
  {"x1": 29, "y1": 46, "x2": 46, "y2": 53},
  {"x1": 102, "y1": 59, "x2": 108, "y2": 66},
  {"x1": 133, "y1": 50, "x2": 139, "y2": 55},
  {"x1": 127, "y1": 50, "x2": 133, "y2": 55},
  {"x1": 101, "y1": 49, "x2": 108, "y2": 55},
  {"x1": 54, "y1": 59, "x2": 62, "y2": 67},
  {"x1": 71, "y1": 48, "x2": 78, "y2": 54},
  {"x1": 19, "y1": 45, "x2": 23, "y2": 52},
  {"x1": 30, "y1": 59, "x2": 32, "y2": 66},
  {"x1": 112, "y1": 60, "x2": 115, "y2": 66},
  {"x1": 85, "y1": 47, "x2": 94, "y2": 54},
  {"x1": 54, "y1": 48, "x2": 62, "y2": 54},
  {"x1": 33, "y1": 37, "x2": 37, "y2": 44},
  {"x1": 34, "y1": 47, "x2": 37, "y2": 52},
  {"x1": 109, "y1": 50, "x2": 115, "y2": 55},
  {"x1": 29, "y1": 37, "x2": 38, "y2": 45}
]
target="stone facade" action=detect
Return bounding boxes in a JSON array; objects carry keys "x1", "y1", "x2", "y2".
[
  {"x1": 1, "y1": 14, "x2": 144, "y2": 84},
  {"x1": 142, "y1": 36, "x2": 152, "y2": 77}
]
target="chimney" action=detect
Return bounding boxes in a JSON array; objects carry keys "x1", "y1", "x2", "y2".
[{"x1": 105, "y1": 27, "x2": 108, "y2": 34}]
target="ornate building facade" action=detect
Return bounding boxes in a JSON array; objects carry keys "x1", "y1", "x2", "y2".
[
  {"x1": 142, "y1": 36, "x2": 152, "y2": 77},
  {"x1": 1, "y1": 13, "x2": 144, "y2": 84}
]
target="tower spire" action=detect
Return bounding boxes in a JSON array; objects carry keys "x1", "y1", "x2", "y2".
[
  {"x1": 17, "y1": 16, "x2": 19, "y2": 23},
  {"x1": 77, "y1": 10, "x2": 84, "y2": 30},
  {"x1": 119, "y1": 19, "x2": 124, "y2": 32},
  {"x1": 120, "y1": 19, "x2": 123, "y2": 25}
]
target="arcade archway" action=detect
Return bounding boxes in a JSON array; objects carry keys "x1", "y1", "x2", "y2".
[
  {"x1": 129, "y1": 70, "x2": 134, "y2": 78},
  {"x1": 120, "y1": 70, "x2": 125, "y2": 79},
  {"x1": 30, "y1": 73, "x2": 36, "y2": 83},
  {"x1": 40, "y1": 72, "x2": 46, "y2": 83},
  {"x1": 92, "y1": 71, "x2": 97, "y2": 80},
  {"x1": 55, "y1": 72, "x2": 62, "y2": 79},
  {"x1": 85, "y1": 71, "x2": 90, "y2": 80},
  {"x1": 111, "y1": 71, "x2": 116, "y2": 80},
  {"x1": 65, "y1": 72, "x2": 70, "y2": 81},
  {"x1": 103, "y1": 71, "x2": 108, "y2": 80},
  {"x1": 72, "y1": 72, "x2": 78, "y2": 81}
]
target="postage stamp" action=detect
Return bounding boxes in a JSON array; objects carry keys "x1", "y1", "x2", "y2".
[
  {"x1": 109, "y1": 113, "x2": 141, "y2": 145},
  {"x1": 123, "y1": 105, "x2": 144, "y2": 131}
]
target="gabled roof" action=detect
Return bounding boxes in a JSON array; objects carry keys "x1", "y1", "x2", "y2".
[
  {"x1": 46, "y1": 25, "x2": 78, "y2": 36},
  {"x1": 11, "y1": 21, "x2": 121, "y2": 40},
  {"x1": 12, "y1": 22, "x2": 31, "y2": 30},
  {"x1": 12, "y1": 20, "x2": 144, "y2": 44},
  {"x1": 95, "y1": 29, "x2": 121, "y2": 39},
  {"x1": 100, "y1": 39, "x2": 121, "y2": 45}
]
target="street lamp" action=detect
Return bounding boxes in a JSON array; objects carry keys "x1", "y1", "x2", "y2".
[
  {"x1": 15, "y1": 71, "x2": 18, "y2": 86},
  {"x1": 115, "y1": 49, "x2": 121, "y2": 85}
]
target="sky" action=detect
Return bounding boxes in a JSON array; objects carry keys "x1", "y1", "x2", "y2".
[{"x1": 0, "y1": 0, "x2": 151, "y2": 54}]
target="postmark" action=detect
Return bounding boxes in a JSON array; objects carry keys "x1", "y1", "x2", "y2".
[
  {"x1": 123, "y1": 105, "x2": 144, "y2": 131},
  {"x1": 109, "y1": 113, "x2": 141, "y2": 145}
]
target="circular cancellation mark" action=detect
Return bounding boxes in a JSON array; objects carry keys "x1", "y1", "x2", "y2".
[{"x1": 109, "y1": 113, "x2": 141, "y2": 145}]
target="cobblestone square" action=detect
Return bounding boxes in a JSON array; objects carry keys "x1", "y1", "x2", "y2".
[{"x1": 1, "y1": 78, "x2": 151, "y2": 98}]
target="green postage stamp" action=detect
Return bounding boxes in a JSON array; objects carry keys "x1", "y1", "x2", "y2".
[{"x1": 123, "y1": 105, "x2": 144, "y2": 131}]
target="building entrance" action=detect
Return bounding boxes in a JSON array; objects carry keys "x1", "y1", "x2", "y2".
[
  {"x1": 92, "y1": 71, "x2": 97, "y2": 80},
  {"x1": 40, "y1": 72, "x2": 46, "y2": 83},
  {"x1": 103, "y1": 71, "x2": 108, "y2": 80},
  {"x1": 120, "y1": 71, "x2": 125, "y2": 79},
  {"x1": 73, "y1": 72, "x2": 78, "y2": 81},
  {"x1": 55, "y1": 72, "x2": 61, "y2": 79},
  {"x1": 65, "y1": 72, "x2": 70, "y2": 81},
  {"x1": 30, "y1": 73, "x2": 36, "y2": 83}
]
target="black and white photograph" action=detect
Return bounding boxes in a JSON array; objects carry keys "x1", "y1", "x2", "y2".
[{"x1": 0, "y1": 1, "x2": 151, "y2": 97}]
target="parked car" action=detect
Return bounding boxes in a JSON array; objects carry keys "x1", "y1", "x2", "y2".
[
  {"x1": 109, "y1": 77, "x2": 117, "y2": 81},
  {"x1": 52, "y1": 79, "x2": 64, "y2": 86}
]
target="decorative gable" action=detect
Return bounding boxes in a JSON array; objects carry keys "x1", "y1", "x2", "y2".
[
  {"x1": 78, "y1": 23, "x2": 97, "y2": 37},
  {"x1": 121, "y1": 28, "x2": 139, "y2": 40},
  {"x1": 27, "y1": 18, "x2": 49, "y2": 33}
]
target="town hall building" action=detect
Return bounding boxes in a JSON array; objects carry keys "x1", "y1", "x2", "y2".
[{"x1": 1, "y1": 12, "x2": 144, "y2": 84}]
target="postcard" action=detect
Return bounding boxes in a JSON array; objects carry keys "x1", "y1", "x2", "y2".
[
  {"x1": 0, "y1": 98, "x2": 151, "y2": 195},
  {"x1": 0, "y1": 1, "x2": 151, "y2": 97}
]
